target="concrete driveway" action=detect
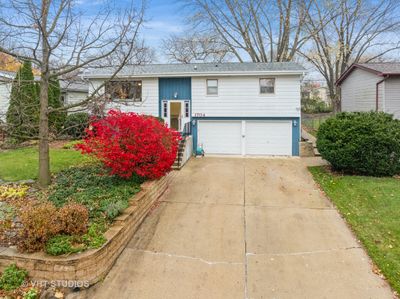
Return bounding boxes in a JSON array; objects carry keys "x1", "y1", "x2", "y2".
[{"x1": 88, "y1": 157, "x2": 394, "y2": 299}]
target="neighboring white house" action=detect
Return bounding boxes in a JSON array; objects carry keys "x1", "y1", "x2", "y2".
[
  {"x1": 84, "y1": 62, "x2": 304, "y2": 156},
  {"x1": 0, "y1": 70, "x2": 88, "y2": 120},
  {"x1": 337, "y1": 63, "x2": 400, "y2": 119},
  {"x1": 59, "y1": 80, "x2": 89, "y2": 112},
  {"x1": 0, "y1": 71, "x2": 14, "y2": 121}
]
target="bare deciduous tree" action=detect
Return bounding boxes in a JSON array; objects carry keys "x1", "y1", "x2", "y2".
[
  {"x1": 0, "y1": 0, "x2": 146, "y2": 187},
  {"x1": 163, "y1": 32, "x2": 230, "y2": 63},
  {"x1": 185, "y1": 0, "x2": 312, "y2": 62},
  {"x1": 300, "y1": 0, "x2": 400, "y2": 111}
]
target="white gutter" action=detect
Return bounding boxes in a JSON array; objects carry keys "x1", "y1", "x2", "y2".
[{"x1": 83, "y1": 70, "x2": 305, "y2": 79}]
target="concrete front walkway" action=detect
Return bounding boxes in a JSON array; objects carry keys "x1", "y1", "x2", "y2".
[{"x1": 88, "y1": 158, "x2": 393, "y2": 299}]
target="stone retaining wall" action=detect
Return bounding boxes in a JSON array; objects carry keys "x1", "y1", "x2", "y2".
[{"x1": 0, "y1": 171, "x2": 176, "y2": 285}]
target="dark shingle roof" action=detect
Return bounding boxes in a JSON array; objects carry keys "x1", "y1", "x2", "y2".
[
  {"x1": 0, "y1": 70, "x2": 87, "y2": 92},
  {"x1": 83, "y1": 62, "x2": 305, "y2": 78},
  {"x1": 59, "y1": 80, "x2": 88, "y2": 92},
  {"x1": 337, "y1": 62, "x2": 400, "y2": 85},
  {"x1": 357, "y1": 63, "x2": 400, "y2": 74}
]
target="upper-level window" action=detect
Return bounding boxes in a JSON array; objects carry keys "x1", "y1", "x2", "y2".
[
  {"x1": 105, "y1": 80, "x2": 142, "y2": 101},
  {"x1": 206, "y1": 79, "x2": 218, "y2": 95},
  {"x1": 260, "y1": 78, "x2": 275, "y2": 94}
]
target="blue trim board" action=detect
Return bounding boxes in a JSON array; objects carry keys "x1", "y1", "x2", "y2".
[
  {"x1": 191, "y1": 117, "x2": 300, "y2": 156},
  {"x1": 158, "y1": 77, "x2": 192, "y2": 117}
]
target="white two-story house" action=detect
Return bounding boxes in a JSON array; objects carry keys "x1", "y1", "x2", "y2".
[{"x1": 84, "y1": 62, "x2": 304, "y2": 156}]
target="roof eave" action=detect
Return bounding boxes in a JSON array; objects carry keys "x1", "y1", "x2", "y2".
[
  {"x1": 336, "y1": 63, "x2": 387, "y2": 86},
  {"x1": 83, "y1": 70, "x2": 306, "y2": 79}
]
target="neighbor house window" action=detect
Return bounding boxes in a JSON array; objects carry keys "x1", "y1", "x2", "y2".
[
  {"x1": 105, "y1": 80, "x2": 142, "y2": 101},
  {"x1": 260, "y1": 78, "x2": 275, "y2": 94},
  {"x1": 206, "y1": 79, "x2": 218, "y2": 95}
]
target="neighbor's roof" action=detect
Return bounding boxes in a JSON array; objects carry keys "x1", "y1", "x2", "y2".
[
  {"x1": 60, "y1": 80, "x2": 88, "y2": 93},
  {"x1": 0, "y1": 70, "x2": 16, "y2": 80},
  {"x1": 336, "y1": 63, "x2": 400, "y2": 85},
  {"x1": 83, "y1": 62, "x2": 306, "y2": 78},
  {"x1": 0, "y1": 70, "x2": 88, "y2": 92}
]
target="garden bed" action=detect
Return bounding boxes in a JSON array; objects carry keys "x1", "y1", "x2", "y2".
[{"x1": 0, "y1": 171, "x2": 175, "y2": 286}]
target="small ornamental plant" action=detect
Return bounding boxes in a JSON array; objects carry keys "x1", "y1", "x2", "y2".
[{"x1": 76, "y1": 110, "x2": 181, "y2": 179}]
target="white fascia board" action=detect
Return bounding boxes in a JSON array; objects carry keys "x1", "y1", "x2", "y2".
[{"x1": 83, "y1": 70, "x2": 305, "y2": 79}]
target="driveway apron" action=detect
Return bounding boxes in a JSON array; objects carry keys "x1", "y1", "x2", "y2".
[{"x1": 88, "y1": 157, "x2": 393, "y2": 299}]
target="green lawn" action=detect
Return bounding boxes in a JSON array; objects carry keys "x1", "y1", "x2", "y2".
[
  {"x1": 309, "y1": 166, "x2": 400, "y2": 293},
  {"x1": 0, "y1": 147, "x2": 90, "y2": 181}
]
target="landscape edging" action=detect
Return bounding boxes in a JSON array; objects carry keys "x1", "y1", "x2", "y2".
[{"x1": 0, "y1": 171, "x2": 175, "y2": 286}]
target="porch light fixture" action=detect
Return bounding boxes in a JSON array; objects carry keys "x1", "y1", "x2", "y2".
[
  {"x1": 293, "y1": 120, "x2": 298, "y2": 127},
  {"x1": 174, "y1": 91, "x2": 178, "y2": 98},
  {"x1": 192, "y1": 119, "x2": 196, "y2": 126}
]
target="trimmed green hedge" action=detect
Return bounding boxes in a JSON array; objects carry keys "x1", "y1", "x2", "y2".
[
  {"x1": 64, "y1": 112, "x2": 89, "y2": 139},
  {"x1": 317, "y1": 112, "x2": 400, "y2": 176}
]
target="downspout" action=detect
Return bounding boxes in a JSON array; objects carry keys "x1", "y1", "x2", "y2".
[{"x1": 376, "y1": 75, "x2": 388, "y2": 112}]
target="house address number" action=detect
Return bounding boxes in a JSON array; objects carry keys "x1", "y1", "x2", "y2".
[{"x1": 194, "y1": 113, "x2": 206, "y2": 117}]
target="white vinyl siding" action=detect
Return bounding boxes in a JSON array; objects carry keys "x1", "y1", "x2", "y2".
[
  {"x1": 197, "y1": 120, "x2": 292, "y2": 156},
  {"x1": 64, "y1": 90, "x2": 88, "y2": 113},
  {"x1": 341, "y1": 68, "x2": 381, "y2": 112},
  {"x1": 383, "y1": 77, "x2": 400, "y2": 119},
  {"x1": 192, "y1": 75, "x2": 300, "y2": 117},
  {"x1": 89, "y1": 78, "x2": 159, "y2": 116},
  {"x1": 0, "y1": 81, "x2": 12, "y2": 121}
]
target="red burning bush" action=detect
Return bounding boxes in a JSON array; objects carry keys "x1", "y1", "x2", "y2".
[{"x1": 76, "y1": 110, "x2": 180, "y2": 179}]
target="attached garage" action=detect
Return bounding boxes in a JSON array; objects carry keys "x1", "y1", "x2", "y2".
[{"x1": 197, "y1": 119, "x2": 294, "y2": 156}]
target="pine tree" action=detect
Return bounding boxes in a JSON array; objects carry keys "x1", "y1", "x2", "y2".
[
  {"x1": 6, "y1": 60, "x2": 39, "y2": 141},
  {"x1": 48, "y1": 79, "x2": 66, "y2": 134}
]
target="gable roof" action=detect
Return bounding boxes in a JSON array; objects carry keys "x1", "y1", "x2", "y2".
[
  {"x1": 0, "y1": 70, "x2": 87, "y2": 92},
  {"x1": 0, "y1": 70, "x2": 16, "y2": 80},
  {"x1": 83, "y1": 62, "x2": 305, "y2": 79},
  {"x1": 336, "y1": 63, "x2": 400, "y2": 85},
  {"x1": 59, "y1": 80, "x2": 88, "y2": 93}
]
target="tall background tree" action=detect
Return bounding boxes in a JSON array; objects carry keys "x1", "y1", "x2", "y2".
[
  {"x1": 163, "y1": 32, "x2": 231, "y2": 63},
  {"x1": 300, "y1": 0, "x2": 400, "y2": 112},
  {"x1": 6, "y1": 60, "x2": 39, "y2": 141},
  {"x1": 181, "y1": 0, "x2": 313, "y2": 62},
  {"x1": 48, "y1": 79, "x2": 65, "y2": 134},
  {"x1": 176, "y1": 0, "x2": 400, "y2": 110},
  {"x1": 0, "y1": 0, "x2": 146, "y2": 187}
]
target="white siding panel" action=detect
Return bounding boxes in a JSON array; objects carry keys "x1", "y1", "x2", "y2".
[
  {"x1": 245, "y1": 121, "x2": 292, "y2": 155},
  {"x1": 198, "y1": 121, "x2": 242, "y2": 154},
  {"x1": 89, "y1": 78, "x2": 159, "y2": 116},
  {"x1": 65, "y1": 91, "x2": 88, "y2": 113},
  {"x1": 192, "y1": 75, "x2": 301, "y2": 117},
  {"x1": 341, "y1": 69, "x2": 381, "y2": 112},
  {"x1": 383, "y1": 77, "x2": 400, "y2": 119},
  {"x1": 0, "y1": 82, "x2": 12, "y2": 121}
]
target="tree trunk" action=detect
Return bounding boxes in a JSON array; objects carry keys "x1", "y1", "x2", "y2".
[
  {"x1": 38, "y1": 0, "x2": 50, "y2": 188},
  {"x1": 38, "y1": 74, "x2": 50, "y2": 187}
]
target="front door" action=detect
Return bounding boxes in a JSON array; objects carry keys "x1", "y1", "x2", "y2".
[
  {"x1": 162, "y1": 100, "x2": 190, "y2": 132},
  {"x1": 169, "y1": 102, "x2": 181, "y2": 131}
]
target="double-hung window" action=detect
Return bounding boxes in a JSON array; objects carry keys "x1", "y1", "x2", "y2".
[
  {"x1": 259, "y1": 78, "x2": 275, "y2": 94},
  {"x1": 206, "y1": 79, "x2": 218, "y2": 95}
]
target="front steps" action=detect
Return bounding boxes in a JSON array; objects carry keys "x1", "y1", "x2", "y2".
[{"x1": 172, "y1": 137, "x2": 187, "y2": 170}]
